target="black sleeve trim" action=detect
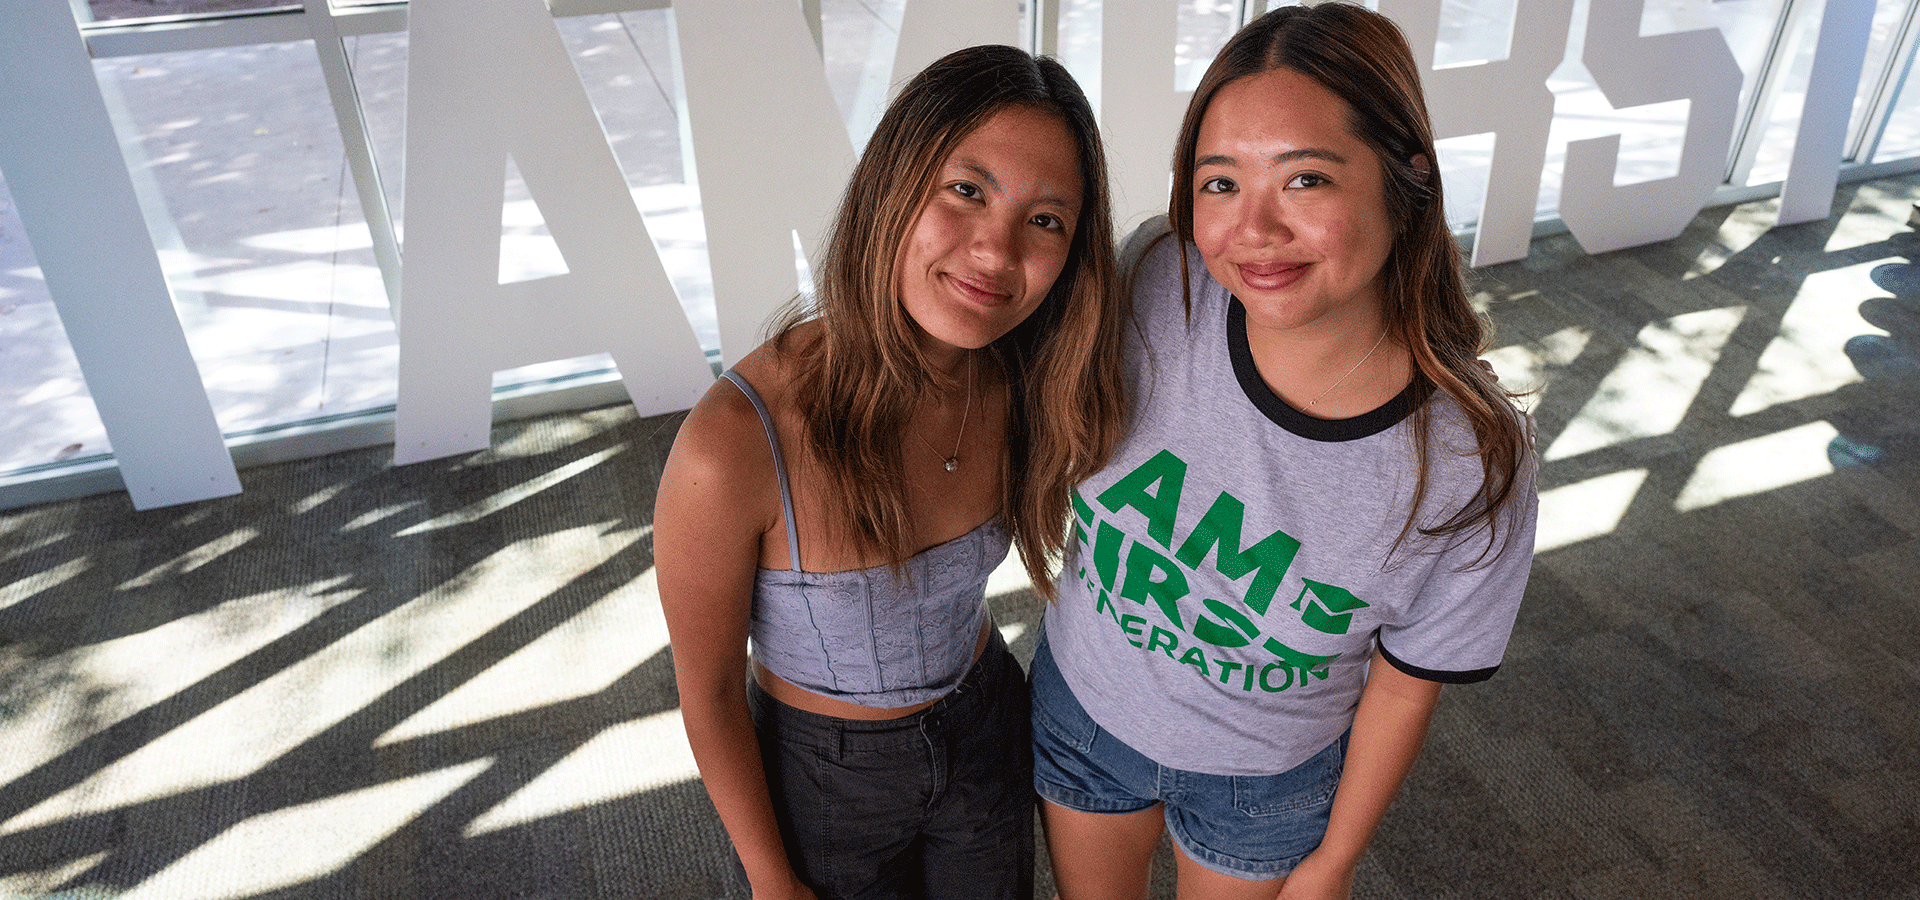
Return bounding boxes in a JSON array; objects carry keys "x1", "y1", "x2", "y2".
[{"x1": 1378, "y1": 642, "x2": 1499, "y2": 685}]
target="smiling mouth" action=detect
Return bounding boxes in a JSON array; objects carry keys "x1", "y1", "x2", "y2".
[
  {"x1": 944, "y1": 272, "x2": 1012, "y2": 306},
  {"x1": 1237, "y1": 261, "x2": 1306, "y2": 289}
]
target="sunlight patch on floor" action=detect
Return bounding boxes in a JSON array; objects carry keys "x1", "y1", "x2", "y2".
[
  {"x1": 0, "y1": 554, "x2": 89, "y2": 612},
  {"x1": 1824, "y1": 191, "x2": 1909, "y2": 253},
  {"x1": 341, "y1": 500, "x2": 423, "y2": 531},
  {"x1": 117, "y1": 528, "x2": 259, "y2": 590},
  {"x1": 0, "y1": 575, "x2": 360, "y2": 794},
  {"x1": 1545, "y1": 307, "x2": 1746, "y2": 461},
  {"x1": 1675, "y1": 421, "x2": 1839, "y2": 512},
  {"x1": 1686, "y1": 204, "x2": 1778, "y2": 279},
  {"x1": 378, "y1": 564, "x2": 665, "y2": 746},
  {"x1": 396, "y1": 445, "x2": 626, "y2": 535},
  {"x1": 121, "y1": 760, "x2": 492, "y2": 900},
  {"x1": 16, "y1": 375, "x2": 85, "y2": 406},
  {"x1": 2, "y1": 526, "x2": 634, "y2": 835},
  {"x1": 0, "y1": 523, "x2": 71, "y2": 562},
  {"x1": 500, "y1": 184, "x2": 571, "y2": 284},
  {"x1": 1535, "y1": 469, "x2": 1648, "y2": 553},
  {"x1": 1731, "y1": 262, "x2": 1884, "y2": 416},
  {"x1": 1483, "y1": 326, "x2": 1593, "y2": 405},
  {"x1": 489, "y1": 411, "x2": 621, "y2": 459},
  {"x1": 500, "y1": 233, "x2": 571, "y2": 285},
  {"x1": 0, "y1": 850, "x2": 112, "y2": 898},
  {"x1": 464, "y1": 711, "x2": 694, "y2": 838},
  {"x1": 289, "y1": 481, "x2": 350, "y2": 515}
]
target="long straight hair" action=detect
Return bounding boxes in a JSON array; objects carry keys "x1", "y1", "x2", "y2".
[
  {"x1": 772, "y1": 44, "x2": 1126, "y2": 595},
  {"x1": 1169, "y1": 4, "x2": 1531, "y2": 562}
]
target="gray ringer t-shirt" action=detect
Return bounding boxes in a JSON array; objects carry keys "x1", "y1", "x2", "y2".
[{"x1": 1043, "y1": 218, "x2": 1538, "y2": 776}]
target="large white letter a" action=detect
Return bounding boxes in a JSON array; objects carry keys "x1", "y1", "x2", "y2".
[{"x1": 395, "y1": 0, "x2": 712, "y2": 465}]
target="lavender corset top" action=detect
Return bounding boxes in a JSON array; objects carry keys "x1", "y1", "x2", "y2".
[{"x1": 724, "y1": 371, "x2": 1011, "y2": 708}]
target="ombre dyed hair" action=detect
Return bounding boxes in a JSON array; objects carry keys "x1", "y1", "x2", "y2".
[{"x1": 772, "y1": 44, "x2": 1126, "y2": 595}]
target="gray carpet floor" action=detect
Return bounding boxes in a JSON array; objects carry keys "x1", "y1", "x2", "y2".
[{"x1": 3, "y1": 176, "x2": 1918, "y2": 899}]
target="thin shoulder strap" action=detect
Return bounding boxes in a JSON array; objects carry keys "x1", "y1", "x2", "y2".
[{"x1": 721, "y1": 370, "x2": 804, "y2": 573}]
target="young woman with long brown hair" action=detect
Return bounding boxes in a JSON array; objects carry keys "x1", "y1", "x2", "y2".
[
  {"x1": 655, "y1": 44, "x2": 1125, "y2": 900},
  {"x1": 1030, "y1": 6, "x2": 1539, "y2": 899}
]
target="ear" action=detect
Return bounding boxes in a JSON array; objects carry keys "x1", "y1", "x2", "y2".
[{"x1": 1410, "y1": 153, "x2": 1431, "y2": 181}]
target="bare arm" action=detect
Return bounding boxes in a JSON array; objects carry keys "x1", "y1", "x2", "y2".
[
  {"x1": 1278, "y1": 648, "x2": 1442, "y2": 900},
  {"x1": 655, "y1": 380, "x2": 816, "y2": 900}
]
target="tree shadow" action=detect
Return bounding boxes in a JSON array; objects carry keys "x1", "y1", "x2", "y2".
[
  {"x1": 1358, "y1": 176, "x2": 1920, "y2": 898},
  {"x1": 0, "y1": 406, "x2": 736, "y2": 898},
  {"x1": 5, "y1": 175, "x2": 1920, "y2": 900}
]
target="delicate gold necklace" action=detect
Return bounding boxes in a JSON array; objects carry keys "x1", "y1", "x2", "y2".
[
  {"x1": 915, "y1": 355, "x2": 973, "y2": 473},
  {"x1": 1305, "y1": 328, "x2": 1388, "y2": 410}
]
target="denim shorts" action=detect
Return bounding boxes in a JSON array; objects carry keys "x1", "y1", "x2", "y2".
[
  {"x1": 745, "y1": 627, "x2": 1033, "y2": 900},
  {"x1": 1030, "y1": 632, "x2": 1346, "y2": 881}
]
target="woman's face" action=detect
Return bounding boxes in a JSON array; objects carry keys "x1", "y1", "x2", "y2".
[
  {"x1": 1190, "y1": 67, "x2": 1398, "y2": 338},
  {"x1": 896, "y1": 105, "x2": 1083, "y2": 356}
]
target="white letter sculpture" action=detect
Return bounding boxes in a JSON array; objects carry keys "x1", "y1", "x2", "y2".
[
  {"x1": 673, "y1": 0, "x2": 858, "y2": 367},
  {"x1": 0, "y1": 2, "x2": 240, "y2": 508},
  {"x1": 1381, "y1": 0, "x2": 1575, "y2": 267},
  {"x1": 1778, "y1": 0, "x2": 1874, "y2": 226},
  {"x1": 395, "y1": 0, "x2": 712, "y2": 465},
  {"x1": 1100, "y1": 0, "x2": 1188, "y2": 229},
  {"x1": 1559, "y1": 0, "x2": 1744, "y2": 255}
]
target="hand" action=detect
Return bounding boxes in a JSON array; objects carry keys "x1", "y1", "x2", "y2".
[{"x1": 1275, "y1": 848, "x2": 1356, "y2": 900}]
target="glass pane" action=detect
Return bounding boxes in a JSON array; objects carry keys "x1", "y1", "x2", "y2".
[
  {"x1": 1873, "y1": 43, "x2": 1920, "y2": 162},
  {"x1": 1702, "y1": 0, "x2": 1794, "y2": 125},
  {"x1": 1433, "y1": 0, "x2": 1516, "y2": 69},
  {"x1": 344, "y1": 31, "x2": 408, "y2": 229},
  {"x1": 0, "y1": 167, "x2": 115, "y2": 475},
  {"x1": 1052, "y1": 0, "x2": 1240, "y2": 107},
  {"x1": 85, "y1": 0, "x2": 295, "y2": 23},
  {"x1": 1846, "y1": 1, "x2": 1915, "y2": 158},
  {"x1": 92, "y1": 41, "x2": 398, "y2": 436},
  {"x1": 820, "y1": 0, "x2": 908, "y2": 143},
  {"x1": 1738, "y1": 0, "x2": 1909, "y2": 184},
  {"x1": 1736, "y1": 0, "x2": 1816, "y2": 185},
  {"x1": 1176, "y1": 0, "x2": 1239, "y2": 91},
  {"x1": 1057, "y1": 0, "x2": 1101, "y2": 103}
]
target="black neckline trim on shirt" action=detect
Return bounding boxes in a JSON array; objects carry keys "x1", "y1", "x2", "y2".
[{"x1": 1227, "y1": 297, "x2": 1419, "y2": 442}]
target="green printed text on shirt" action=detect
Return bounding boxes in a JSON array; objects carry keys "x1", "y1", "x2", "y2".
[{"x1": 1072, "y1": 449, "x2": 1369, "y2": 693}]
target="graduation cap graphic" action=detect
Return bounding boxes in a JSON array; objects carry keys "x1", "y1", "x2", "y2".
[{"x1": 1291, "y1": 580, "x2": 1367, "y2": 635}]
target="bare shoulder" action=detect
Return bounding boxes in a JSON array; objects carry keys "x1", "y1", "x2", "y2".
[{"x1": 655, "y1": 343, "x2": 798, "y2": 538}]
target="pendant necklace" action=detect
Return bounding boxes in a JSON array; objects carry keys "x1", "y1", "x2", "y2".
[
  {"x1": 915, "y1": 355, "x2": 973, "y2": 473},
  {"x1": 1305, "y1": 328, "x2": 1388, "y2": 410}
]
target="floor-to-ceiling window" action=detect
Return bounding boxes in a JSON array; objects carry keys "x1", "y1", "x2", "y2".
[{"x1": 3, "y1": 0, "x2": 1917, "y2": 506}]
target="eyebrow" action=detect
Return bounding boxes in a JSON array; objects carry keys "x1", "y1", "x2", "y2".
[
  {"x1": 1196, "y1": 147, "x2": 1349, "y2": 169},
  {"x1": 948, "y1": 157, "x2": 1080, "y2": 211}
]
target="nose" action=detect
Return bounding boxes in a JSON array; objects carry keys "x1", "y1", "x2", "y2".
[
  {"x1": 970, "y1": 212, "x2": 1019, "y2": 271},
  {"x1": 1238, "y1": 192, "x2": 1291, "y2": 247}
]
